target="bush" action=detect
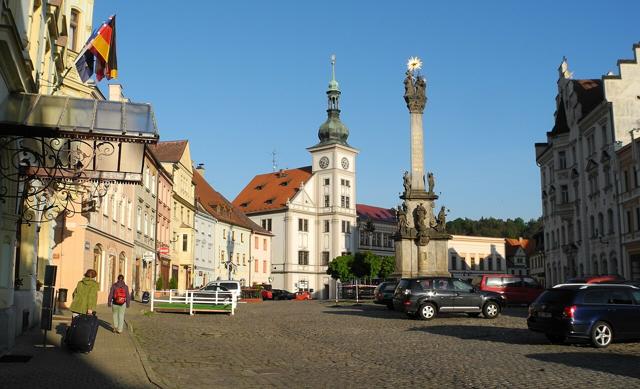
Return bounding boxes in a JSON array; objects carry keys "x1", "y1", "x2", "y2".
[
  {"x1": 155, "y1": 277, "x2": 164, "y2": 290},
  {"x1": 169, "y1": 277, "x2": 178, "y2": 289}
]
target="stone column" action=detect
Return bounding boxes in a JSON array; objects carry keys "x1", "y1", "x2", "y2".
[{"x1": 410, "y1": 112, "x2": 425, "y2": 191}]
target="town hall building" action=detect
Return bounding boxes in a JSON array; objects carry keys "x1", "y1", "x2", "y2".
[{"x1": 233, "y1": 59, "x2": 358, "y2": 299}]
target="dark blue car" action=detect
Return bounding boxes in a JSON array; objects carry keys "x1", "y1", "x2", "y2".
[{"x1": 527, "y1": 284, "x2": 640, "y2": 348}]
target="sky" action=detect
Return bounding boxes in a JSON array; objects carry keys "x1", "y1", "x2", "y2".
[{"x1": 93, "y1": 1, "x2": 640, "y2": 221}]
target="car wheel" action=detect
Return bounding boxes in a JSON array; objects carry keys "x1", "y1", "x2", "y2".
[
  {"x1": 466, "y1": 313, "x2": 480, "y2": 318},
  {"x1": 546, "y1": 334, "x2": 566, "y2": 344},
  {"x1": 591, "y1": 321, "x2": 613, "y2": 348},
  {"x1": 483, "y1": 301, "x2": 500, "y2": 319},
  {"x1": 417, "y1": 302, "x2": 437, "y2": 321}
]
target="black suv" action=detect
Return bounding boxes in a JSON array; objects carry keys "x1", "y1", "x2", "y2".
[
  {"x1": 527, "y1": 283, "x2": 640, "y2": 348},
  {"x1": 392, "y1": 277, "x2": 506, "y2": 320}
]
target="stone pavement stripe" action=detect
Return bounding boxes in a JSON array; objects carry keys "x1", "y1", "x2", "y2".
[{"x1": 125, "y1": 317, "x2": 167, "y2": 389}]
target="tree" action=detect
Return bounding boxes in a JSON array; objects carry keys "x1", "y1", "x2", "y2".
[
  {"x1": 379, "y1": 256, "x2": 396, "y2": 279},
  {"x1": 155, "y1": 277, "x2": 164, "y2": 290},
  {"x1": 326, "y1": 255, "x2": 354, "y2": 281}
]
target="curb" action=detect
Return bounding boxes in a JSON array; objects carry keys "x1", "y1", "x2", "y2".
[{"x1": 125, "y1": 318, "x2": 167, "y2": 389}]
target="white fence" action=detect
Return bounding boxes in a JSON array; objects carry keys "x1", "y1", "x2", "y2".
[{"x1": 151, "y1": 289, "x2": 237, "y2": 315}]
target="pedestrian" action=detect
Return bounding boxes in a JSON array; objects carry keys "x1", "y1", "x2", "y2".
[
  {"x1": 108, "y1": 274, "x2": 130, "y2": 334},
  {"x1": 69, "y1": 269, "x2": 99, "y2": 318}
]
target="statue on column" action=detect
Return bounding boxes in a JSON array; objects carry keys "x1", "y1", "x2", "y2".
[
  {"x1": 427, "y1": 172, "x2": 435, "y2": 194},
  {"x1": 435, "y1": 206, "x2": 448, "y2": 232},
  {"x1": 396, "y1": 203, "x2": 409, "y2": 236},
  {"x1": 402, "y1": 171, "x2": 411, "y2": 195},
  {"x1": 413, "y1": 203, "x2": 427, "y2": 232}
]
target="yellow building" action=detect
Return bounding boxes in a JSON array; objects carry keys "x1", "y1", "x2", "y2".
[{"x1": 150, "y1": 140, "x2": 196, "y2": 289}]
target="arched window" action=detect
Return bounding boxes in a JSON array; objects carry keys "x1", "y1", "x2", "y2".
[
  {"x1": 118, "y1": 252, "x2": 126, "y2": 278},
  {"x1": 597, "y1": 213, "x2": 604, "y2": 236},
  {"x1": 607, "y1": 209, "x2": 614, "y2": 234},
  {"x1": 136, "y1": 207, "x2": 141, "y2": 232},
  {"x1": 93, "y1": 245, "x2": 102, "y2": 279},
  {"x1": 69, "y1": 9, "x2": 80, "y2": 51}
]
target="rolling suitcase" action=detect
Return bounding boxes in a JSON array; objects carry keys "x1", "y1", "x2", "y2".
[{"x1": 66, "y1": 313, "x2": 99, "y2": 353}]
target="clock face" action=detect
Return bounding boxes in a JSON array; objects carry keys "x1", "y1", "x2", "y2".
[
  {"x1": 319, "y1": 156, "x2": 330, "y2": 169},
  {"x1": 341, "y1": 157, "x2": 349, "y2": 169}
]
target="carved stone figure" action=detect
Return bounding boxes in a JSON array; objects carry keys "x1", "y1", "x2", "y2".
[
  {"x1": 415, "y1": 76, "x2": 426, "y2": 100},
  {"x1": 397, "y1": 205, "x2": 409, "y2": 235},
  {"x1": 435, "y1": 206, "x2": 447, "y2": 232},
  {"x1": 404, "y1": 71, "x2": 427, "y2": 113},
  {"x1": 427, "y1": 172, "x2": 435, "y2": 194},
  {"x1": 413, "y1": 203, "x2": 427, "y2": 232},
  {"x1": 402, "y1": 171, "x2": 411, "y2": 194},
  {"x1": 403, "y1": 70, "x2": 415, "y2": 98}
]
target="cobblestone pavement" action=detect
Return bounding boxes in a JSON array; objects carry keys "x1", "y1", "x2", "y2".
[
  {"x1": 0, "y1": 304, "x2": 155, "y2": 389},
  {"x1": 127, "y1": 301, "x2": 640, "y2": 389}
]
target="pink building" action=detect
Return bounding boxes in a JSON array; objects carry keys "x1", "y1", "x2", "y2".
[{"x1": 153, "y1": 150, "x2": 174, "y2": 288}]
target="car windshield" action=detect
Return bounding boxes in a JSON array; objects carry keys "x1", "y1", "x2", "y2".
[
  {"x1": 535, "y1": 289, "x2": 576, "y2": 305},
  {"x1": 219, "y1": 283, "x2": 239, "y2": 290},
  {"x1": 383, "y1": 283, "x2": 397, "y2": 292},
  {"x1": 203, "y1": 284, "x2": 228, "y2": 291}
]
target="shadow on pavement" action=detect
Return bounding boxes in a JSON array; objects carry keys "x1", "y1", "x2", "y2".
[
  {"x1": 323, "y1": 303, "x2": 406, "y2": 320},
  {"x1": 409, "y1": 324, "x2": 549, "y2": 345},
  {"x1": 526, "y1": 352, "x2": 640, "y2": 379},
  {"x1": 501, "y1": 306, "x2": 529, "y2": 319}
]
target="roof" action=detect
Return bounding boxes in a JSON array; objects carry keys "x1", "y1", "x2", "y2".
[
  {"x1": 192, "y1": 169, "x2": 271, "y2": 235},
  {"x1": 148, "y1": 140, "x2": 188, "y2": 163},
  {"x1": 232, "y1": 166, "x2": 313, "y2": 213},
  {"x1": 356, "y1": 204, "x2": 396, "y2": 223},
  {"x1": 505, "y1": 238, "x2": 536, "y2": 257}
]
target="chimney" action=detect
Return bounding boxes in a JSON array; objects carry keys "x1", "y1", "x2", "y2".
[
  {"x1": 108, "y1": 84, "x2": 128, "y2": 102},
  {"x1": 196, "y1": 163, "x2": 205, "y2": 175}
]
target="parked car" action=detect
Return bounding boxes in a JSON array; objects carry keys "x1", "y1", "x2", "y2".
[
  {"x1": 392, "y1": 277, "x2": 506, "y2": 320},
  {"x1": 295, "y1": 291, "x2": 312, "y2": 300},
  {"x1": 373, "y1": 281, "x2": 398, "y2": 309},
  {"x1": 261, "y1": 288, "x2": 274, "y2": 300},
  {"x1": 527, "y1": 284, "x2": 640, "y2": 348},
  {"x1": 271, "y1": 289, "x2": 295, "y2": 300},
  {"x1": 202, "y1": 280, "x2": 241, "y2": 300},
  {"x1": 471, "y1": 274, "x2": 544, "y2": 305},
  {"x1": 565, "y1": 275, "x2": 625, "y2": 284}
]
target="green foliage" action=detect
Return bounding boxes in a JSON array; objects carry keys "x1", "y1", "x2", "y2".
[
  {"x1": 155, "y1": 277, "x2": 164, "y2": 290},
  {"x1": 169, "y1": 277, "x2": 178, "y2": 290},
  {"x1": 379, "y1": 256, "x2": 396, "y2": 279},
  {"x1": 326, "y1": 255, "x2": 354, "y2": 281},
  {"x1": 446, "y1": 216, "x2": 542, "y2": 239},
  {"x1": 354, "y1": 251, "x2": 382, "y2": 280}
]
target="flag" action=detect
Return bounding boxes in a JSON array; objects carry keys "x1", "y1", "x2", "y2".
[{"x1": 74, "y1": 15, "x2": 118, "y2": 83}]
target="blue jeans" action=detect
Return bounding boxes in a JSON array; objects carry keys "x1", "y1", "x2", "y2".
[{"x1": 112, "y1": 304, "x2": 126, "y2": 332}]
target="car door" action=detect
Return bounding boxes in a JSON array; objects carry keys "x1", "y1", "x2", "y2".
[
  {"x1": 606, "y1": 288, "x2": 637, "y2": 339},
  {"x1": 630, "y1": 289, "x2": 640, "y2": 339},
  {"x1": 502, "y1": 277, "x2": 524, "y2": 304},
  {"x1": 452, "y1": 279, "x2": 482, "y2": 311},
  {"x1": 432, "y1": 278, "x2": 457, "y2": 311}
]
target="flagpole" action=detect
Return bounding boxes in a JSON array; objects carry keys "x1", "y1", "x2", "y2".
[{"x1": 51, "y1": 66, "x2": 74, "y2": 95}]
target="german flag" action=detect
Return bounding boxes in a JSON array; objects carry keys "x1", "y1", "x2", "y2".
[{"x1": 74, "y1": 15, "x2": 117, "y2": 83}]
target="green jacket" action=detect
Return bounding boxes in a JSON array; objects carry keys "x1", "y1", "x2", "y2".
[{"x1": 69, "y1": 277, "x2": 99, "y2": 314}]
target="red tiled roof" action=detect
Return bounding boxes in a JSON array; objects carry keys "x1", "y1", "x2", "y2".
[
  {"x1": 193, "y1": 170, "x2": 270, "y2": 235},
  {"x1": 232, "y1": 167, "x2": 313, "y2": 214},
  {"x1": 356, "y1": 204, "x2": 396, "y2": 223},
  {"x1": 148, "y1": 140, "x2": 188, "y2": 163}
]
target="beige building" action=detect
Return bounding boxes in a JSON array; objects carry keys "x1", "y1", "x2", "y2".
[
  {"x1": 448, "y1": 235, "x2": 506, "y2": 280},
  {"x1": 150, "y1": 140, "x2": 196, "y2": 289}
]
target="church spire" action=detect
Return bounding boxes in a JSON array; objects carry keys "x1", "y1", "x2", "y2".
[{"x1": 316, "y1": 54, "x2": 349, "y2": 146}]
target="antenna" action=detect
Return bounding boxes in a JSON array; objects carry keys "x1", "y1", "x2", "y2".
[{"x1": 272, "y1": 149, "x2": 278, "y2": 172}]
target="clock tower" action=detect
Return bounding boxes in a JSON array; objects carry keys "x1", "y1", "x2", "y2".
[{"x1": 307, "y1": 55, "x2": 358, "y2": 276}]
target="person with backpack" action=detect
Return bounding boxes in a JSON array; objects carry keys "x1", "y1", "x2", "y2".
[{"x1": 107, "y1": 274, "x2": 131, "y2": 334}]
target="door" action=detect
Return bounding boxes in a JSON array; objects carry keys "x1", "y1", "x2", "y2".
[
  {"x1": 452, "y1": 279, "x2": 482, "y2": 311},
  {"x1": 606, "y1": 288, "x2": 637, "y2": 339},
  {"x1": 432, "y1": 278, "x2": 457, "y2": 311}
]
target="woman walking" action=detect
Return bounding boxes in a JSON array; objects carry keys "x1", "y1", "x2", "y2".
[
  {"x1": 108, "y1": 274, "x2": 131, "y2": 334},
  {"x1": 69, "y1": 269, "x2": 99, "y2": 317}
]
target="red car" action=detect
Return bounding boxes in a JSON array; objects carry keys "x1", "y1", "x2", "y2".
[
  {"x1": 294, "y1": 291, "x2": 312, "y2": 300},
  {"x1": 261, "y1": 289, "x2": 273, "y2": 300},
  {"x1": 471, "y1": 274, "x2": 543, "y2": 305}
]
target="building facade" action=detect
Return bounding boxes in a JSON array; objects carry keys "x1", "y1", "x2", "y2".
[
  {"x1": 150, "y1": 140, "x2": 196, "y2": 289},
  {"x1": 535, "y1": 47, "x2": 640, "y2": 285},
  {"x1": 448, "y1": 235, "x2": 506, "y2": 280},
  {"x1": 194, "y1": 202, "x2": 216, "y2": 288},
  {"x1": 353, "y1": 204, "x2": 396, "y2": 257},
  {"x1": 154, "y1": 156, "x2": 173, "y2": 289},
  {"x1": 234, "y1": 61, "x2": 357, "y2": 298},
  {"x1": 505, "y1": 238, "x2": 534, "y2": 276},
  {"x1": 616, "y1": 139, "x2": 640, "y2": 281}
]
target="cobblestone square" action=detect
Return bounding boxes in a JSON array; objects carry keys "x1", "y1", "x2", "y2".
[{"x1": 127, "y1": 301, "x2": 640, "y2": 388}]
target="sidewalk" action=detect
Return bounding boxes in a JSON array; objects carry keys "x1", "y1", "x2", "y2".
[{"x1": 0, "y1": 304, "x2": 158, "y2": 388}]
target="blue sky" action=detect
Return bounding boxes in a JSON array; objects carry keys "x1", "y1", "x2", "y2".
[{"x1": 93, "y1": 1, "x2": 640, "y2": 221}]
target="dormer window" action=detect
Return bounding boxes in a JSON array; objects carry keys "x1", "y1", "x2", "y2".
[
  {"x1": 280, "y1": 180, "x2": 290, "y2": 186},
  {"x1": 255, "y1": 184, "x2": 265, "y2": 190},
  {"x1": 240, "y1": 201, "x2": 250, "y2": 208},
  {"x1": 265, "y1": 198, "x2": 275, "y2": 205}
]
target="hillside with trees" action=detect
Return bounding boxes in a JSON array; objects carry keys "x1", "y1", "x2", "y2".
[{"x1": 445, "y1": 217, "x2": 542, "y2": 239}]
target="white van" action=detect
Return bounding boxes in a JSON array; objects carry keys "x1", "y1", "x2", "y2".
[{"x1": 203, "y1": 280, "x2": 241, "y2": 300}]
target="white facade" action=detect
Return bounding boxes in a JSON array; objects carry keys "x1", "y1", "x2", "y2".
[
  {"x1": 213, "y1": 221, "x2": 252, "y2": 286},
  {"x1": 194, "y1": 207, "x2": 216, "y2": 288},
  {"x1": 448, "y1": 235, "x2": 506, "y2": 279}
]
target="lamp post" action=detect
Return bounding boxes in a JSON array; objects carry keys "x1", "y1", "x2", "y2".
[{"x1": 248, "y1": 256, "x2": 253, "y2": 287}]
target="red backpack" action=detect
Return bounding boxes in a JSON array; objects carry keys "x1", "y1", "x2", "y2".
[{"x1": 113, "y1": 286, "x2": 127, "y2": 305}]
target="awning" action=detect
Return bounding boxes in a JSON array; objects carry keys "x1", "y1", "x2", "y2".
[{"x1": 0, "y1": 92, "x2": 158, "y2": 143}]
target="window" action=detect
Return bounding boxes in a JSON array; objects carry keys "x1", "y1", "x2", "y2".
[
  {"x1": 136, "y1": 207, "x2": 141, "y2": 231},
  {"x1": 151, "y1": 175, "x2": 156, "y2": 195},
  {"x1": 627, "y1": 211, "x2": 633, "y2": 233},
  {"x1": 345, "y1": 196, "x2": 350, "y2": 208},
  {"x1": 298, "y1": 251, "x2": 309, "y2": 265},
  {"x1": 488, "y1": 258, "x2": 493, "y2": 271},
  {"x1": 263, "y1": 239, "x2": 267, "y2": 250},
  {"x1": 255, "y1": 237, "x2": 259, "y2": 249},
  {"x1": 341, "y1": 220, "x2": 350, "y2": 233},
  {"x1": 502, "y1": 277, "x2": 523, "y2": 287},
  {"x1": 324, "y1": 178, "x2": 330, "y2": 186},
  {"x1": 608, "y1": 289, "x2": 633, "y2": 305},
  {"x1": 298, "y1": 218, "x2": 308, "y2": 232},
  {"x1": 144, "y1": 213, "x2": 148, "y2": 235},
  {"x1": 496, "y1": 258, "x2": 501, "y2": 271},
  {"x1": 261, "y1": 219, "x2": 272, "y2": 231},
  {"x1": 324, "y1": 195, "x2": 330, "y2": 207},
  {"x1": 470, "y1": 258, "x2": 476, "y2": 270},
  {"x1": 434, "y1": 279, "x2": 452, "y2": 290},
  {"x1": 607, "y1": 209, "x2": 614, "y2": 234},
  {"x1": 453, "y1": 280, "x2": 472, "y2": 292},
  {"x1": 182, "y1": 234, "x2": 188, "y2": 252},
  {"x1": 263, "y1": 260, "x2": 267, "y2": 273},
  {"x1": 522, "y1": 277, "x2": 539, "y2": 288},
  {"x1": 322, "y1": 251, "x2": 330, "y2": 265},
  {"x1": 486, "y1": 277, "x2": 502, "y2": 286},
  {"x1": 324, "y1": 220, "x2": 330, "y2": 233},
  {"x1": 558, "y1": 151, "x2": 567, "y2": 169},
  {"x1": 241, "y1": 233, "x2": 244, "y2": 243},
  {"x1": 450, "y1": 255, "x2": 457, "y2": 270},
  {"x1": 242, "y1": 254, "x2": 246, "y2": 265},
  {"x1": 341, "y1": 196, "x2": 345, "y2": 207},
  {"x1": 69, "y1": 9, "x2": 79, "y2": 51},
  {"x1": 232, "y1": 231, "x2": 236, "y2": 241},
  {"x1": 560, "y1": 185, "x2": 569, "y2": 203},
  {"x1": 223, "y1": 229, "x2": 226, "y2": 239},
  {"x1": 255, "y1": 258, "x2": 259, "y2": 272}
]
